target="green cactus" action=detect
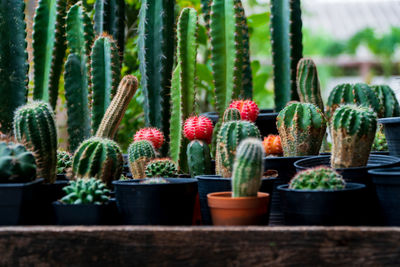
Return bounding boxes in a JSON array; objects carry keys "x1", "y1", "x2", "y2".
[
  {"x1": 95, "y1": 75, "x2": 138, "y2": 139},
  {"x1": 296, "y1": 58, "x2": 324, "y2": 111},
  {"x1": 61, "y1": 178, "x2": 110, "y2": 204},
  {"x1": 232, "y1": 138, "x2": 264, "y2": 197},
  {"x1": 138, "y1": 0, "x2": 175, "y2": 154},
  {"x1": 13, "y1": 101, "x2": 58, "y2": 184},
  {"x1": 289, "y1": 167, "x2": 345, "y2": 190},
  {"x1": 187, "y1": 140, "x2": 212, "y2": 178},
  {"x1": 277, "y1": 102, "x2": 327, "y2": 157},
  {"x1": 33, "y1": 0, "x2": 68, "y2": 109},
  {"x1": 140, "y1": 177, "x2": 169, "y2": 184},
  {"x1": 128, "y1": 140, "x2": 156, "y2": 179},
  {"x1": 72, "y1": 137, "x2": 123, "y2": 187},
  {"x1": 57, "y1": 150, "x2": 72, "y2": 174},
  {"x1": 372, "y1": 126, "x2": 388, "y2": 152},
  {"x1": 0, "y1": 0, "x2": 28, "y2": 134},
  {"x1": 145, "y1": 158, "x2": 178, "y2": 178},
  {"x1": 90, "y1": 34, "x2": 121, "y2": 133},
  {"x1": 331, "y1": 105, "x2": 377, "y2": 168},
  {"x1": 326, "y1": 83, "x2": 381, "y2": 120},
  {"x1": 371, "y1": 85, "x2": 400, "y2": 118},
  {"x1": 216, "y1": 120, "x2": 261, "y2": 178},
  {"x1": 0, "y1": 141, "x2": 37, "y2": 183}
]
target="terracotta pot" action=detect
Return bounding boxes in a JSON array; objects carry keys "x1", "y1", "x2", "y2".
[{"x1": 207, "y1": 192, "x2": 269, "y2": 226}]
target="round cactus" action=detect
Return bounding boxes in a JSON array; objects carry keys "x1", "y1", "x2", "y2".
[
  {"x1": 128, "y1": 140, "x2": 156, "y2": 179},
  {"x1": 331, "y1": 105, "x2": 377, "y2": 168},
  {"x1": 57, "y1": 151, "x2": 73, "y2": 174},
  {"x1": 140, "y1": 177, "x2": 169, "y2": 184},
  {"x1": 228, "y1": 100, "x2": 259, "y2": 122},
  {"x1": 72, "y1": 137, "x2": 123, "y2": 187},
  {"x1": 232, "y1": 138, "x2": 265, "y2": 197},
  {"x1": 223, "y1": 108, "x2": 242, "y2": 122},
  {"x1": 371, "y1": 85, "x2": 400, "y2": 118},
  {"x1": 61, "y1": 178, "x2": 110, "y2": 204},
  {"x1": 263, "y1": 134, "x2": 283, "y2": 156},
  {"x1": 187, "y1": 140, "x2": 212, "y2": 178},
  {"x1": 289, "y1": 167, "x2": 345, "y2": 190},
  {"x1": 183, "y1": 116, "x2": 213, "y2": 144},
  {"x1": 277, "y1": 102, "x2": 327, "y2": 157},
  {"x1": 134, "y1": 128, "x2": 164, "y2": 150},
  {"x1": 145, "y1": 158, "x2": 178, "y2": 178}
]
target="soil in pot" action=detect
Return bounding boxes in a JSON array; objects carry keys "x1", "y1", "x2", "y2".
[
  {"x1": 378, "y1": 117, "x2": 400, "y2": 157},
  {"x1": 53, "y1": 201, "x2": 114, "y2": 225}
]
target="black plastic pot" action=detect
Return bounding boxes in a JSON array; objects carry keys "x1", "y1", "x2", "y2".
[
  {"x1": 369, "y1": 167, "x2": 400, "y2": 226},
  {"x1": 196, "y1": 175, "x2": 277, "y2": 225},
  {"x1": 378, "y1": 117, "x2": 400, "y2": 157},
  {"x1": 0, "y1": 179, "x2": 43, "y2": 225},
  {"x1": 113, "y1": 178, "x2": 198, "y2": 225},
  {"x1": 278, "y1": 183, "x2": 366, "y2": 226}
]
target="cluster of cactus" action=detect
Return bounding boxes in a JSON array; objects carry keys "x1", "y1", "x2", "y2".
[
  {"x1": 0, "y1": 141, "x2": 36, "y2": 183},
  {"x1": 57, "y1": 151, "x2": 73, "y2": 174},
  {"x1": 128, "y1": 140, "x2": 156, "y2": 179},
  {"x1": 60, "y1": 178, "x2": 110, "y2": 205},
  {"x1": 140, "y1": 177, "x2": 169, "y2": 184},
  {"x1": 145, "y1": 158, "x2": 178, "y2": 178},
  {"x1": 289, "y1": 167, "x2": 345, "y2": 190},
  {"x1": 372, "y1": 126, "x2": 388, "y2": 152},
  {"x1": 263, "y1": 135, "x2": 283, "y2": 156}
]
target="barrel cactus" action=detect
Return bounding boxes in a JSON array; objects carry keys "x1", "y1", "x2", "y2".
[
  {"x1": 145, "y1": 158, "x2": 178, "y2": 178},
  {"x1": 371, "y1": 85, "x2": 400, "y2": 118},
  {"x1": 223, "y1": 108, "x2": 242, "y2": 122},
  {"x1": 277, "y1": 102, "x2": 327, "y2": 157},
  {"x1": 128, "y1": 140, "x2": 156, "y2": 179},
  {"x1": 61, "y1": 178, "x2": 110, "y2": 204},
  {"x1": 331, "y1": 105, "x2": 377, "y2": 168},
  {"x1": 187, "y1": 140, "x2": 212, "y2": 178},
  {"x1": 289, "y1": 167, "x2": 345, "y2": 190}
]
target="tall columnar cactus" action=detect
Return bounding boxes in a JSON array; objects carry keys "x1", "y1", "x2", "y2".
[
  {"x1": 326, "y1": 83, "x2": 381, "y2": 120},
  {"x1": 33, "y1": 0, "x2": 68, "y2": 109},
  {"x1": 138, "y1": 0, "x2": 175, "y2": 154},
  {"x1": 201, "y1": 0, "x2": 211, "y2": 30},
  {"x1": 91, "y1": 34, "x2": 121, "y2": 133},
  {"x1": 270, "y1": 0, "x2": 303, "y2": 111},
  {"x1": 289, "y1": 167, "x2": 345, "y2": 190},
  {"x1": 128, "y1": 140, "x2": 156, "y2": 179},
  {"x1": 277, "y1": 102, "x2": 327, "y2": 156},
  {"x1": 216, "y1": 120, "x2": 261, "y2": 178},
  {"x1": 0, "y1": 0, "x2": 28, "y2": 133},
  {"x1": 72, "y1": 137, "x2": 123, "y2": 186},
  {"x1": 371, "y1": 85, "x2": 400, "y2": 118},
  {"x1": 296, "y1": 58, "x2": 324, "y2": 111},
  {"x1": 95, "y1": 75, "x2": 138, "y2": 139},
  {"x1": 187, "y1": 140, "x2": 212, "y2": 178},
  {"x1": 13, "y1": 101, "x2": 58, "y2": 183},
  {"x1": 232, "y1": 138, "x2": 264, "y2": 197},
  {"x1": 331, "y1": 105, "x2": 377, "y2": 168},
  {"x1": 210, "y1": 0, "x2": 253, "y2": 116}
]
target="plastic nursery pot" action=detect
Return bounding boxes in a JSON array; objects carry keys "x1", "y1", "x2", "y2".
[
  {"x1": 196, "y1": 175, "x2": 277, "y2": 225},
  {"x1": 369, "y1": 167, "x2": 400, "y2": 226},
  {"x1": 378, "y1": 117, "x2": 400, "y2": 157},
  {"x1": 207, "y1": 192, "x2": 270, "y2": 226},
  {"x1": 0, "y1": 178, "x2": 43, "y2": 226},
  {"x1": 277, "y1": 183, "x2": 366, "y2": 226},
  {"x1": 113, "y1": 178, "x2": 198, "y2": 225}
]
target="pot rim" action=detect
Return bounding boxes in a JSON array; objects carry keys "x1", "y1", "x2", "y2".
[
  {"x1": 196, "y1": 175, "x2": 278, "y2": 182},
  {"x1": 277, "y1": 183, "x2": 366, "y2": 193},
  {"x1": 368, "y1": 167, "x2": 400, "y2": 176},
  {"x1": 264, "y1": 155, "x2": 311, "y2": 161},
  {"x1": 0, "y1": 178, "x2": 43, "y2": 188},
  {"x1": 207, "y1": 191, "x2": 269, "y2": 200},
  {"x1": 378, "y1": 117, "x2": 400, "y2": 124}
]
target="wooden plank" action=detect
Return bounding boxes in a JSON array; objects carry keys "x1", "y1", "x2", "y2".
[{"x1": 0, "y1": 226, "x2": 400, "y2": 266}]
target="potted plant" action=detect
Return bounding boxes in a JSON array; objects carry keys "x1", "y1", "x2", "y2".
[
  {"x1": 56, "y1": 151, "x2": 72, "y2": 180},
  {"x1": 207, "y1": 138, "x2": 270, "y2": 225}
]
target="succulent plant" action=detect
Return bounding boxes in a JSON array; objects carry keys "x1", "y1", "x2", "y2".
[
  {"x1": 0, "y1": 141, "x2": 36, "y2": 183},
  {"x1": 57, "y1": 150, "x2": 72, "y2": 174},
  {"x1": 14, "y1": 101, "x2": 58, "y2": 184},
  {"x1": 372, "y1": 126, "x2": 388, "y2": 152},
  {"x1": 61, "y1": 178, "x2": 110, "y2": 205},
  {"x1": 331, "y1": 105, "x2": 377, "y2": 168},
  {"x1": 277, "y1": 102, "x2": 327, "y2": 157},
  {"x1": 263, "y1": 134, "x2": 283, "y2": 156},
  {"x1": 371, "y1": 85, "x2": 400, "y2": 118},
  {"x1": 140, "y1": 178, "x2": 169, "y2": 184},
  {"x1": 228, "y1": 100, "x2": 259, "y2": 122},
  {"x1": 232, "y1": 138, "x2": 265, "y2": 197},
  {"x1": 183, "y1": 116, "x2": 214, "y2": 144},
  {"x1": 223, "y1": 108, "x2": 242, "y2": 122},
  {"x1": 145, "y1": 158, "x2": 178, "y2": 178},
  {"x1": 134, "y1": 128, "x2": 165, "y2": 151},
  {"x1": 187, "y1": 140, "x2": 212, "y2": 178},
  {"x1": 289, "y1": 167, "x2": 345, "y2": 190},
  {"x1": 128, "y1": 140, "x2": 156, "y2": 179}
]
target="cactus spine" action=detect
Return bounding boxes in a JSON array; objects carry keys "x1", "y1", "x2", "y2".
[
  {"x1": 331, "y1": 105, "x2": 377, "y2": 168},
  {"x1": 13, "y1": 101, "x2": 58, "y2": 184},
  {"x1": 187, "y1": 140, "x2": 212, "y2": 178},
  {"x1": 371, "y1": 85, "x2": 400, "y2": 118},
  {"x1": 289, "y1": 167, "x2": 345, "y2": 190},
  {"x1": 128, "y1": 140, "x2": 156, "y2": 179},
  {"x1": 232, "y1": 138, "x2": 264, "y2": 197},
  {"x1": 277, "y1": 102, "x2": 327, "y2": 156},
  {"x1": 0, "y1": 0, "x2": 28, "y2": 133}
]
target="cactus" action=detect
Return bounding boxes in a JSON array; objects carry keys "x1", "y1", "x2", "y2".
[
  {"x1": 187, "y1": 140, "x2": 212, "y2": 178},
  {"x1": 223, "y1": 108, "x2": 242, "y2": 121},
  {"x1": 296, "y1": 58, "x2": 324, "y2": 111},
  {"x1": 95, "y1": 75, "x2": 138, "y2": 139},
  {"x1": 331, "y1": 105, "x2": 377, "y2": 168},
  {"x1": 91, "y1": 34, "x2": 121, "y2": 133},
  {"x1": 33, "y1": 0, "x2": 68, "y2": 109},
  {"x1": 289, "y1": 167, "x2": 345, "y2": 190},
  {"x1": 326, "y1": 83, "x2": 381, "y2": 120},
  {"x1": 232, "y1": 138, "x2": 264, "y2": 197},
  {"x1": 228, "y1": 100, "x2": 259, "y2": 122},
  {"x1": 145, "y1": 158, "x2": 178, "y2": 178},
  {"x1": 0, "y1": 0, "x2": 28, "y2": 133},
  {"x1": 183, "y1": 116, "x2": 214, "y2": 144},
  {"x1": 371, "y1": 85, "x2": 400, "y2": 118},
  {"x1": 61, "y1": 178, "x2": 110, "y2": 204},
  {"x1": 0, "y1": 141, "x2": 37, "y2": 183},
  {"x1": 138, "y1": 0, "x2": 175, "y2": 154},
  {"x1": 127, "y1": 140, "x2": 156, "y2": 179},
  {"x1": 72, "y1": 137, "x2": 123, "y2": 187},
  {"x1": 372, "y1": 126, "x2": 388, "y2": 152},
  {"x1": 57, "y1": 150, "x2": 72, "y2": 174},
  {"x1": 270, "y1": 0, "x2": 303, "y2": 111},
  {"x1": 140, "y1": 177, "x2": 169, "y2": 184},
  {"x1": 263, "y1": 134, "x2": 283, "y2": 156},
  {"x1": 216, "y1": 120, "x2": 261, "y2": 178},
  {"x1": 277, "y1": 102, "x2": 327, "y2": 157},
  {"x1": 134, "y1": 128, "x2": 164, "y2": 151},
  {"x1": 201, "y1": 0, "x2": 211, "y2": 30}
]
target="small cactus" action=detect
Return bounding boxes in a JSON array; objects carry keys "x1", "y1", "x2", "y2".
[
  {"x1": 60, "y1": 178, "x2": 110, "y2": 205},
  {"x1": 371, "y1": 85, "x2": 400, "y2": 118},
  {"x1": 187, "y1": 140, "x2": 212, "y2": 178},
  {"x1": 228, "y1": 100, "x2": 259, "y2": 122},
  {"x1": 289, "y1": 167, "x2": 345, "y2": 190},
  {"x1": 128, "y1": 140, "x2": 156, "y2": 179},
  {"x1": 145, "y1": 158, "x2": 178, "y2": 178},
  {"x1": 140, "y1": 177, "x2": 169, "y2": 184},
  {"x1": 263, "y1": 134, "x2": 283, "y2": 156},
  {"x1": 57, "y1": 150, "x2": 72, "y2": 174},
  {"x1": 223, "y1": 108, "x2": 242, "y2": 122},
  {"x1": 134, "y1": 128, "x2": 164, "y2": 151},
  {"x1": 183, "y1": 116, "x2": 214, "y2": 144},
  {"x1": 372, "y1": 126, "x2": 388, "y2": 152}
]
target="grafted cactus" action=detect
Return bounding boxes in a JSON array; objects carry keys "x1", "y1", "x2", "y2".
[
  {"x1": 128, "y1": 140, "x2": 156, "y2": 179},
  {"x1": 371, "y1": 85, "x2": 400, "y2": 118},
  {"x1": 187, "y1": 140, "x2": 212, "y2": 178}
]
